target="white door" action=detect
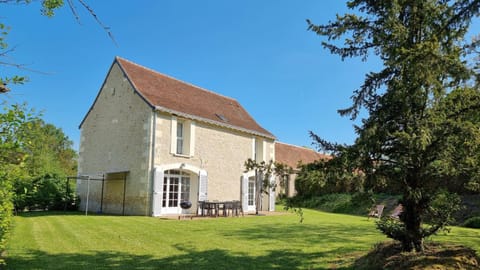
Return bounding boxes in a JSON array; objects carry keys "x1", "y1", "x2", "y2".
[
  {"x1": 162, "y1": 170, "x2": 191, "y2": 214},
  {"x1": 242, "y1": 174, "x2": 256, "y2": 213}
]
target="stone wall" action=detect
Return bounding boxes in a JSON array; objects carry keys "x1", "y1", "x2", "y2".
[
  {"x1": 154, "y1": 112, "x2": 275, "y2": 212},
  {"x1": 77, "y1": 63, "x2": 153, "y2": 215}
]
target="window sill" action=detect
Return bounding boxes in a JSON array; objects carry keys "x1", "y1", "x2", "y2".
[{"x1": 173, "y1": 153, "x2": 191, "y2": 159}]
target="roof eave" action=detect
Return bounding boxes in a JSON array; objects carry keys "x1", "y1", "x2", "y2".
[{"x1": 154, "y1": 105, "x2": 276, "y2": 140}]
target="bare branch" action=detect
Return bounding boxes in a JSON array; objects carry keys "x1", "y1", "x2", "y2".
[
  {"x1": 76, "y1": 0, "x2": 117, "y2": 46},
  {"x1": 66, "y1": 0, "x2": 82, "y2": 24},
  {"x1": 0, "y1": 45, "x2": 18, "y2": 57},
  {"x1": 0, "y1": 60, "x2": 53, "y2": 75}
]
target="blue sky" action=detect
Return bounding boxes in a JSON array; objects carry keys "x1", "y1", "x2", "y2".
[{"x1": 2, "y1": 1, "x2": 478, "y2": 151}]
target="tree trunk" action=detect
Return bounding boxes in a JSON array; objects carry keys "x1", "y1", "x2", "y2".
[
  {"x1": 255, "y1": 170, "x2": 261, "y2": 215},
  {"x1": 401, "y1": 194, "x2": 424, "y2": 252}
]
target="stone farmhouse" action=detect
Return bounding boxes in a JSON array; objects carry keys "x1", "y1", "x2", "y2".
[{"x1": 77, "y1": 57, "x2": 277, "y2": 216}]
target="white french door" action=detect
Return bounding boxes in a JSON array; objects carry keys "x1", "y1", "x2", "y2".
[{"x1": 162, "y1": 170, "x2": 190, "y2": 214}]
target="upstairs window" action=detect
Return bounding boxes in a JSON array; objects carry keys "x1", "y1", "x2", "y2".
[
  {"x1": 254, "y1": 137, "x2": 264, "y2": 162},
  {"x1": 176, "y1": 122, "x2": 184, "y2": 155},
  {"x1": 170, "y1": 117, "x2": 195, "y2": 157}
]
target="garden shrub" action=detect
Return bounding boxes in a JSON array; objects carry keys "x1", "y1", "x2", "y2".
[
  {"x1": 286, "y1": 192, "x2": 402, "y2": 216},
  {"x1": 294, "y1": 160, "x2": 365, "y2": 197},
  {"x1": 0, "y1": 177, "x2": 12, "y2": 266},
  {"x1": 463, "y1": 217, "x2": 480, "y2": 229},
  {"x1": 13, "y1": 173, "x2": 78, "y2": 212},
  {"x1": 287, "y1": 193, "x2": 361, "y2": 214},
  {"x1": 351, "y1": 191, "x2": 376, "y2": 214}
]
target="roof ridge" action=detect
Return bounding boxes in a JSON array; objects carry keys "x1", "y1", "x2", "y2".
[
  {"x1": 277, "y1": 141, "x2": 318, "y2": 152},
  {"x1": 115, "y1": 56, "x2": 238, "y2": 103}
]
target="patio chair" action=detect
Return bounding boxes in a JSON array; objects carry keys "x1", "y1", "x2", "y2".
[
  {"x1": 205, "y1": 201, "x2": 217, "y2": 217},
  {"x1": 197, "y1": 201, "x2": 206, "y2": 216},
  {"x1": 368, "y1": 204, "x2": 385, "y2": 219},
  {"x1": 223, "y1": 201, "x2": 234, "y2": 217},
  {"x1": 232, "y1": 200, "x2": 244, "y2": 217},
  {"x1": 390, "y1": 204, "x2": 403, "y2": 219}
]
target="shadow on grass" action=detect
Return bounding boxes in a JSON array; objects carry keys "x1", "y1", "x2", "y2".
[
  {"x1": 223, "y1": 221, "x2": 382, "y2": 247},
  {"x1": 14, "y1": 211, "x2": 127, "y2": 218},
  {"x1": 6, "y1": 245, "x2": 355, "y2": 270}
]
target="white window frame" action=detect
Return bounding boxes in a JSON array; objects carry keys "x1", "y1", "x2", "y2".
[
  {"x1": 254, "y1": 137, "x2": 265, "y2": 162},
  {"x1": 171, "y1": 116, "x2": 195, "y2": 157},
  {"x1": 176, "y1": 122, "x2": 184, "y2": 155},
  {"x1": 161, "y1": 170, "x2": 191, "y2": 214}
]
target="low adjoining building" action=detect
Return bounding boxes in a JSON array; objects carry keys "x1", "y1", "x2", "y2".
[{"x1": 275, "y1": 142, "x2": 329, "y2": 197}]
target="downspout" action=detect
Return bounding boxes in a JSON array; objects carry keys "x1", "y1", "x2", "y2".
[{"x1": 147, "y1": 109, "x2": 157, "y2": 216}]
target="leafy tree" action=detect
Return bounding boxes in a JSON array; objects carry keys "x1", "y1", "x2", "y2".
[
  {"x1": 12, "y1": 119, "x2": 77, "y2": 212},
  {"x1": 244, "y1": 159, "x2": 292, "y2": 215},
  {"x1": 22, "y1": 119, "x2": 77, "y2": 178},
  {"x1": 0, "y1": 103, "x2": 77, "y2": 265},
  {"x1": 295, "y1": 158, "x2": 365, "y2": 197},
  {"x1": 14, "y1": 173, "x2": 78, "y2": 211},
  {"x1": 308, "y1": 0, "x2": 480, "y2": 252},
  {"x1": 0, "y1": 103, "x2": 37, "y2": 265},
  {"x1": 272, "y1": 161, "x2": 293, "y2": 198}
]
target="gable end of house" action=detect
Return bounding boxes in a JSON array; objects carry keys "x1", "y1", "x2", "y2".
[{"x1": 79, "y1": 58, "x2": 155, "y2": 129}]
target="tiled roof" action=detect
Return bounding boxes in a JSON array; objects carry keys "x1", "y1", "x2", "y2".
[
  {"x1": 115, "y1": 57, "x2": 275, "y2": 139},
  {"x1": 275, "y1": 142, "x2": 329, "y2": 169}
]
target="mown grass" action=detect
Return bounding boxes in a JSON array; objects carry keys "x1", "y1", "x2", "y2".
[{"x1": 5, "y1": 209, "x2": 480, "y2": 269}]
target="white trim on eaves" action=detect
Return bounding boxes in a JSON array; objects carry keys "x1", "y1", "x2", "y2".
[{"x1": 154, "y1": 105, "x2": 275, "y2": 140}]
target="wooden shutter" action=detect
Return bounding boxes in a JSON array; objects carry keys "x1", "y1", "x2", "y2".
[
  {"x1": 198, "y1": 170, "x2": 208, "y2": 201},
  {"x1": 170, "y1": 117, "x2": 177, "y2": 154},
  {"x1": 242, "y1": 174, "x2": 249, "y2": 212},
  {"x1": 269, "y1": 175, "x2": 276, "y2": 212},
  {"x1": 152, "y1": 167, "x2": 164, "y2": 216},
  {"x1": 189, "y1": 121, "x2": 195, "y2": 157}
]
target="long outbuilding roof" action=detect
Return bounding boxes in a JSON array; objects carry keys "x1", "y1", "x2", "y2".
[{"x1": 275, "y1": 142, "x2": 329, "y2": 169}]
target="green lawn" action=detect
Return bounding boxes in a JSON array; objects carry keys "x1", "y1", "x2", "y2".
[{"x1": 5, "y1": 209, "x2": 480, "y2": 269}]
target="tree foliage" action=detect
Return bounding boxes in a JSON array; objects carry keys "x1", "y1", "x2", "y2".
[
  {"x1": 21, "y1": 119, "x2": 77, "y2": 177},
  {"x1": 0, "y1": 103, "x2": 77, "y2": 264},
  {"x1": 308, "y1": 0, "x2": 480, "y2": 252},
  {"x1": 0, "y1": 103, "x2": 36, "y2": 265},
  {"x1": 14, "y1": 173, "x2": 78, "y2": 212},
  {"x1": 295, "y1": 159, "x2": 365, "y2": 197},
  {"x1": 244, "y1": 159, "x2": 292, "y2": 215},
  {"x1": 12, "y1": 118, "x2": 78, "y2": 212}
]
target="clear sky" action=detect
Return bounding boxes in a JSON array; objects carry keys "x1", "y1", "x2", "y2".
[{"x1": 2, "y1": 1, "x2": 479, "y2": 151}]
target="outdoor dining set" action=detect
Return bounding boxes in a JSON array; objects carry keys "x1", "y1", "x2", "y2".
[{"x1": 196, "y1": 200, "x2": 244, "y2": 217}]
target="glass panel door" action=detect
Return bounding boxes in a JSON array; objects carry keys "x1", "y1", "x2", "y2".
[
  {"x1": 162, "y1": 170, "x2": 191, "y2": 214},
  {"x1": 168, "y1": 176, "x2": 179, "y2": 207},
  {"x1": 180, "y1": 175, "x2": 190, "y2": 202}
]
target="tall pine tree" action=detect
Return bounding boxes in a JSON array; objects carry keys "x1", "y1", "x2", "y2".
[{"x1": 308, "y1": 0, "x2": 480, "y2": 252}]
